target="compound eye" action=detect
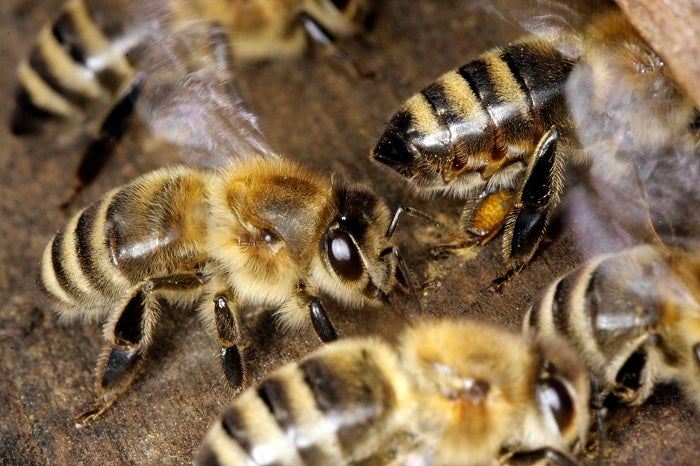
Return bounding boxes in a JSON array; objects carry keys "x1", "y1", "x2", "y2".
[
  {"x1": 540, "y1": 377, "x2": 574, "y2": 434},
  {"x1": 325, "y1": 228, "x2": 363, "y2": 281}
]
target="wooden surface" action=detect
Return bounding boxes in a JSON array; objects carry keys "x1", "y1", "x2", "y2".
[{"x1": 1, "y1": 0, "x2": 699, "y2": 465}]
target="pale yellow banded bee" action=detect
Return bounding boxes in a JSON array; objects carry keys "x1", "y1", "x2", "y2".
[
  {"x1": 526, "y1": 244, "x2": 700, "y2": 412},
  {"x1": 37, "y1": 23, "x2": 413, "y2": 427},
  {"x1": 197, "y1": 319, "x2": 590, "y2": 466},
  {"x1": 11, "y1": 0, "x2": 375, "y2": 200},
  {"x1": 371, "y1": 4, "x2": 699, "y2": 288}
]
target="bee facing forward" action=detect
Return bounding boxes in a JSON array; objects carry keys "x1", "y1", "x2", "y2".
[
  {"x1": 40, "y1": 157, "x2": 410, "y2": 427},
  {"x1": 11, "y1": 0, "x2": 375, "y2": 200},
  {"x1": 371, "y1": 7, "x2": 699, "y2": 287},
  {"x1": 525, "y1": 244, "x2": 700, "y2": 412},
  {"x1": 198, "y1": 319, "x2": 590, "y2": 466}
]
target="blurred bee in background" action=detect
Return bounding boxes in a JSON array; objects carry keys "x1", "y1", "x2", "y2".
[
  {"x1": 525, "y1": 244, "x2": 700, "y2": 421},
  {"x1": 370, "y1": 1, "x2": 699, "y2": 289},
  {"x1": 37, "y1": 23, "x2": 414, "y2": 427},
  {"x1": 11, "y1": 0, "x2": 375, "y2": 205},
  {"x1": 198, "y1": 319, "x2": 590, "y2": 466}
]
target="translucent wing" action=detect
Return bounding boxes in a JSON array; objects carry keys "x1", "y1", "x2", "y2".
[
  {"x1": 133, "y1": 4, "x2": 280, "y2": 167},
  {"x1": 488, "y1": 0, "x2": 593, "y2": 59},
  {"x1": 562, "y1": 10, "x2": 700, "y2": 256},
  {"x1": 12, "y1": 0, "x2": 279, "y2": 171}
]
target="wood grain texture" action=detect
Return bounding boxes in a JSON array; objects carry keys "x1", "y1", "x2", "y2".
[{"x1": 0, "y1": 0, "x2": 698, "y2": 464}]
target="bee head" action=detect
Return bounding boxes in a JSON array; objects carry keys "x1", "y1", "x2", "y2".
[
  {"x1": 533, "y1": 336, "x2": 591, "y2": 453},
  {"x1": 313, "y1": 183, "x2": 409, "y2": 308}
]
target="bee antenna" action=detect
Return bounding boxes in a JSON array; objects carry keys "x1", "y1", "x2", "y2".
[{"x1": 385, "y1": 205, "x2": 451, "y2": 239}]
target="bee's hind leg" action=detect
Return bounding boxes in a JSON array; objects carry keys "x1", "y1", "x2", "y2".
[
  {"x1": 76, "y1": 273, "x2": 206, "y2": 427},
  {"x1": 491, "y1": 126, "x2": 564, "y2": 292},
  {"x1": 76, "y1": 287, "x2": 159, "y2": 427}
]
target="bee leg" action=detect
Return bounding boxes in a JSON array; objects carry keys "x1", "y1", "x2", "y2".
[
  {"x1": 76, "y1": 286, "x2": 159, "y2": 427},
  {"x1": 309, "y1": 298, "x2": 338, "y2": 342},
  {"x1": 299, "y1": 13, "x2": 375, "y2": 79},
  {"x1": 61, "y1": 74, "x2": 146, "y2": 211},
  {"x1": 213, "y1": 295, "x2": 246, "y2": 391},
  {"x1": 492, "y1": 127, "x2": 564, "y2": 291},
  {"x1": 426, "y1": 188, "x2": 516, "y2": 259},
  {"x1": 461, "y1": 189, "x2": 518, "y2": 245},
  {"x1": 386, "y1": 205, "x2": 453, "y2": 239},
  {"x1": 76, "y1": 273, "x2": 206, "y2": 427},
  {"x1": 504, "y1": 447, "x2": 580, "y2": 466}
]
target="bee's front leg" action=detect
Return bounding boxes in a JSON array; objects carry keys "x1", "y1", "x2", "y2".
[{"x1": 308, "y1": 297, "x2": 338, "y2": 343}]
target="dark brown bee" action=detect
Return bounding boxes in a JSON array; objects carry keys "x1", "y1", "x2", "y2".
[{"x1": 371, "y1": 8, "x2": 699, "y2": 288}]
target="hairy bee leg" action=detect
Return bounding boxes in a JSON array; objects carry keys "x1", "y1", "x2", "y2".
[
  {"x1": 76, "y1": 287, "x2": 157, "y2": 427},
  {"x1": 505, "y1": 448, "x2": 580, "y2": 466},
  {"x1": 61, "y1": 74, "x2": 145, "y2": 211},
  {"x1": 309, "y1": 298, "x2": 338, "y2": 342},
  {"x1": 299, "y1": 13, "x2": 374, "y2": 79},
  {"x1": 76, "y1": 273, "x2": 207, "y2": 427},
  {"x1": 432, "y1": 187, "x2": 518, "y2": 262},
  {"x1": 213, "y1": 295, "x2": 246, "y2": 390},
  {"x1": 494, "y1": 127, "x2": 564, "y2": 288}
]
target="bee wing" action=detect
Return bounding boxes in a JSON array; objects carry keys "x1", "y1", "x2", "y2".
[
  {"x1": 561, "y1": 10, "x2": 700, "y2": 256},
  {"x1": 12, "y1": 0, "x2": 278, "y2": 167},
  {"x1": 488, "y1": 0, "x2": 591, "y2": 58},
  {"x1": 133, "y1": 7, "x2": 279, "y2": 167}
]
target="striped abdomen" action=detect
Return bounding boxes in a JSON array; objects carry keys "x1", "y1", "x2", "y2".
[
  {"x1": 11, "y1": 0, "x2": 139, "y2": 134},
  {"x1": 39, "y1": 167, "x2": 210, "y2": 319},
  {"x1": 372, "y1": 38, "x2": 576, "y2": 193},
  {"x1": 198, "y1": 340, "x2": 403, "y2": 465},
  {"x1": 525, "y1": 246, "x2": 666, "y2": 394}
]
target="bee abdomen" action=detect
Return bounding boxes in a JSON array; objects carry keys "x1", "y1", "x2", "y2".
[
  {"x1": 39, "y1": 191, "x2": 130, "y2": 316},
  {"x1": 372, "y1": 39, "x2": 574, "y2": 180},
  {"x1": 12, "y1": 0, "x2": 137, "y2": 134},
  {"x1": 198, "y1": 343, "x2": 399, "y2": 465},
  {"x1": 527, "y1": 253, "x2": 631, "y2": 373},
  {"x1": 40, "y1": 168, "x2": 208, "y2": 317}
]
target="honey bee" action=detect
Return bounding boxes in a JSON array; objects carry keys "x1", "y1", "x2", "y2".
[
  {"x1": 525, "y1": 244, "x2": 700, "y2": 413},
  {"x1": 197, "y1": 319, "x2": 590, "y2": 466},
  {"x1": 37, "y1": 24, "x2": 411, "y2": 427},
  {"x1": 11, "y1": 0, "x2": 375, "y2": 201},
  {"x1": 370, "y1": 4, "x2": 699, "y2": 288}
]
